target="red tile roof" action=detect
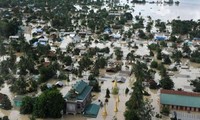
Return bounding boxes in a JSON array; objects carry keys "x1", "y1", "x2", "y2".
[{"x1": 160, "y1": 89, "x2": 200, "y2": 97}]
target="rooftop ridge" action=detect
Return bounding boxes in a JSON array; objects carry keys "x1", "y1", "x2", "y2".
[{"x1": 160, "y1": 89, "x2": 200, "y2": 97}]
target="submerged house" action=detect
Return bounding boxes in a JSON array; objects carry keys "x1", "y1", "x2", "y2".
[
  {"x1": 160, "y1": 89, "x2": 200, "y2": 112},
  {"x1": 13, "y1": 95, "x2": 25, "y2": 107},
  {"x1": 155, "y1": 35, "x2": 168, "y2": 41},
  {"x1": 64, "y1": 80, "x2": 93, "y2": 115}
]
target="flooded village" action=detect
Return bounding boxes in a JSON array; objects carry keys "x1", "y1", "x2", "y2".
[{"x1": 0, "y1": 0, "x2": 200, "y2": 120}]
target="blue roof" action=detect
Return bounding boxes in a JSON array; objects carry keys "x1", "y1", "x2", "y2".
[
  {"x1": 39, "y1": 41, "x2": 47, "y2": 45},
  {"x1": 104, "y1": 28, "x2": 112, "y2": 33},
  {"x1": 193, "y1": 38, "x2": 200, "y2": 40},
  {"x1": 36, "y1": 28, "x2": 43, "y2": 33},
  {"x1": 155, "y1": 36, "x2": 167, "y2": 41},
  {"x1": 160, "y1": 93, "x2": 200, "y2": 108},
  {"x1": 83, "y1": 104, "x2": 100, "y2": 118}
]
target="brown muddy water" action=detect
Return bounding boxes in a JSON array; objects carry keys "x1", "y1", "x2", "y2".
[{"x1": 0, "y1": 69, "x2": 134, "y2": 120}]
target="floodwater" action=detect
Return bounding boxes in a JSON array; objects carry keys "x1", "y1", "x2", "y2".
[
  {"x1": 0, "y1": 58, "x2": 133, "y2": 120},
  {"x1": 1, "y1": 41, "x2": 200, "y2": 120},
  {"x1": 1, "y1": 0, "x2": 200, "y2": 120},
  {"x1": 0, "y1": 84, "x2": 30, "y2": 120},
  {"x1": 119, "y1": 0, "x2": 200, "y2": 21}
]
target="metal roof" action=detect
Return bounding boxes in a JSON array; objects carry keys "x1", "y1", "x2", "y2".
[
  {"x1": 83, "y1": 104, "x2": 100, "y2": 118},
  {"x1": 160, "y1": 93, "x2": 200, "y2": 108}
]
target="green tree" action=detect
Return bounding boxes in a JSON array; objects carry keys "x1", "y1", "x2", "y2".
[
  {"x1": 138, "y1": 30, "x2": 147, "y2": 39},
  {"x1": 0, "y1": 41, "x2": 6, "y2": 60},
  {"x1": 105, "y1": 88, "x2": 110, "y2": 98},
  {"x1": 10, "y1": 76, "x2": 28, "y2": 94},
  {"x1": 160, "y1": 76, "x2": 174, "y2": 89},
  {"x1": 158, "y1": 64, "x2": 167, "y2": 78},
  {"x1": 172, "y1": 50, "x2": 182, "y2": 63},
  {"x1": 125, "y1": 80, "x2": 154, "y2": 120},
  {"x1": 28, "y1": 80, "x2": 38, "y2": 92},
  {"x1": 150, "y1": 61, "x2": 158, "y2": 68},
  {"x1": 190, "y1": 78, "x2": 200, "y2": 92},
  {"x1": 150, "y1": 50, "x2": 154, "y2": 56},
  {"x1": 161, "y1": 106, "x2": 170, "y2": 116},
  {"x1": 95, "y1": 57, "x2": 107, "y2": 68},
  {"x1": 125, "y1": 88, "x2": 129, "y2": 94},
  {"x1": 169, "y1": 35, "x2": 177, "y2": 42},
  {"x1": 73, "y1": 48, "x2": 80, "y2": 55},
  {"x1": 190, "y1": 50, "x2": 200, "y2": 63},
  {"x1": 171, "y1": 20, "x2": 195, "y2": 35},
  {"x1": 29, "y1": 115, "x2": 36, "y2": 120},
  {"x1": 20, "y1": 96, "x2": 34, "y2": 114},
  {"x1": 36, "y1": 44, "x2": 50, "y2": 56},
  {"x1": 160, "y1": 41, "x2": 167, "y2": 47},
  {"x1": 2, "y1": 116, "x2": 9, "y2": 120},
  {"x1": 126, "y1": 51, "x2": 135, "y2": 62},
  {"x1": 114, "y1": 48, "x2": 123, "y2": 60},
  {"x1": 78, "y1": 56, "x2": 93, "y2": 70},
  {"x1": 156, "y1": 48, "x2": 162, "y2": 60},
  {"x1": 88, "y1": 74, "x2": 101, "y2": 92},
  {"x1": 63, "y1": 56, "x2": 72, "y2": 66},
  {"x1": 18, "y1": 56, "x2": 36, "y2": 75},
  {"x1": 58, "y1": 72, "x2": 68, "y2": 80},
  {"x1": 91, "y1": 65, "x2": 99, "y2": 76},
  {"x1": 33, "y1": 89, "x2": 65, "y2": 118},
  {"x1": 162, "y1": 55, "x2": 171, "y2": 64},
  {"x1": 125, "y1": 61, "x2": 154, "y2": 120},
  {"x1": 0, "y1": 60, "x2": 10, "y2": 76},
  {"x1": 1, "y1": 95, "x2": 12, "y2": 110},
  {"x1": 182, "y1": 43, "x2": 191, "y2": 55},
  {"x1": 146, "y1": 22, "x2": 152, "y2": 32},
  {"x1": 39, "y1": 65, "x2": 56, "y2": 83}
]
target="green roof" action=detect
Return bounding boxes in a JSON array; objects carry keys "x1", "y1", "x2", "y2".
[
  {"x1": 73, "y1": 80, "x2": 87, "y2": 94},
  {"x1": 77, "y1": 85, "x2": 92, "y2": 100},
  {"x1": 65, "y1": 80, "x2": 92, "y2": 101},
  {"x1": 160, "y1": 94, "x2": 200, "y2": 108},
  {"x1": 83, "y1": 104, "x2": 100, "y2": 118},
  {"x1": 13, "y1": 95, "x2": 25, "y2": 107}
]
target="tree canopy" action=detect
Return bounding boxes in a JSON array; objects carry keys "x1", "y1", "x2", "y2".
[{"x1": 33, "y1": 89, "x2": 65, "y2": 118}]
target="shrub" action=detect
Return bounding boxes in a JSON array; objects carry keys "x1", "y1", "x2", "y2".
[
  {"x1": 150, "y1": 61, "x2": 158, "y2": 68},
  {"x1": 161, "y1": 106, "x2": 170, "y2": 116}
]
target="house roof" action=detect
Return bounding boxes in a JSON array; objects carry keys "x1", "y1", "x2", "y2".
[
  {"x1": 160, "y1": 90, "x2": 200, "y2": 108},
  {"x1": 117, "y1": 77, "x2": 126, "y2": 83},
  {"x1": 155, "y1": 36, "x2": 167, "y2": 41},
  {"x1": 160, "y1": 89, "x2": 200, "y2": 97},
  {"x1": 13, "y1": 95, "x2": 25, "y2": 102},
  {"x1": 83, "y1": 104, "x2": 100, "y2": 118},
  {"x1": 193, "y1": 38, "x2": 200, "y2": 40},
  {"x1": 65, "y1": 80, "x2": 92, "y2": 101},
  {"x1": 77, "y1": 85, "x2": 92, "y2": 100},
  {"x1": 73, "y1": 80, "x2": 88, "y2": 94}
]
